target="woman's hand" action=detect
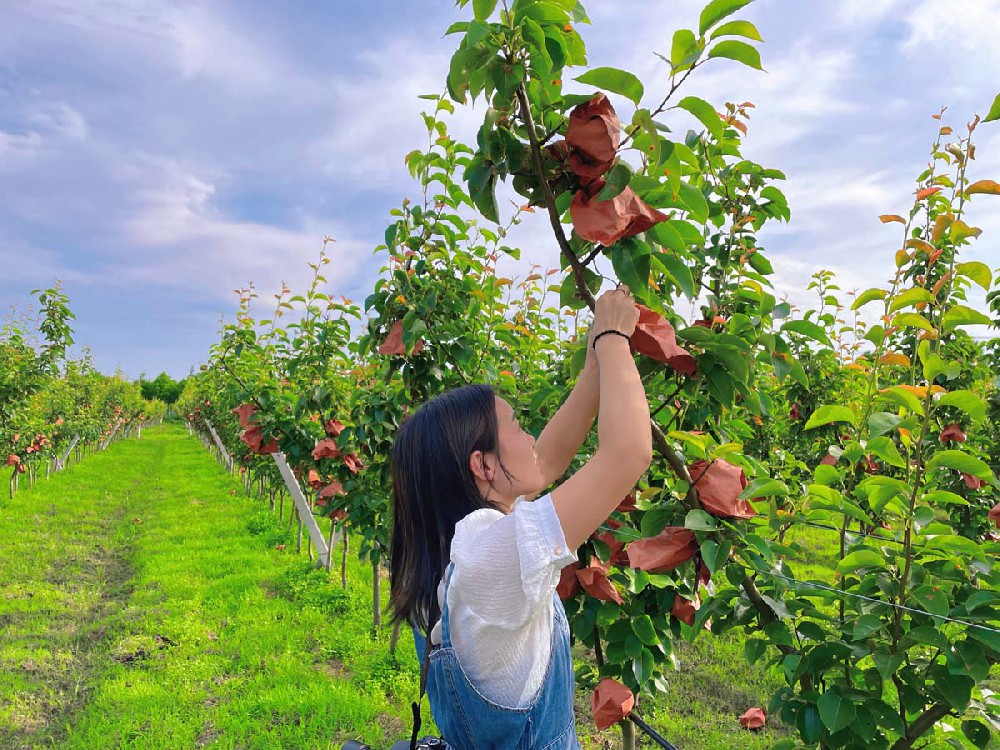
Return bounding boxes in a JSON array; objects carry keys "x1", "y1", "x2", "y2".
[{"x1": 593, "y1": 285, "x2": 640, "y2": 342}]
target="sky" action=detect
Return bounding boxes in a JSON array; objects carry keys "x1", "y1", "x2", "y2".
[{"x1": 1, "y1": 0, "x2": 999, "y2": 380}]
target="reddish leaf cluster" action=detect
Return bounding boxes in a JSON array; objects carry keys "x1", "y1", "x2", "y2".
[
  {"x1": 964, "y1": 472, "x2": 986, "y2": 490},
  {"x1": 626, "y1": 526, "x2": 698, "y2": 573},
  {"x1": 6, "y1": 454, "x2": 20, "y2": 467},
  {"x1": 591, "y1": 677, "x2": 635, "y2": 730},
  {"x1": 616, "y1": 491, "x2": 637, "y2": 512},
  {"x1": 688, "y1": 459, "x2": 757, "y2": 519},
  {"x1": 553, "y1": 94, "x2": 667, "y2": 246},
  {"x1": 378, "y1": 319, "x2": 425, "y2": 356},
  {"x1": 631, "y1": 305, "x2": 697, "y2": 376},
  {"x1": 312, "y1": 439, "x2": 341, "y2": 460},
  {"x1": 989, "y1": 503, "x2": 1000, "y2": 529},
  {"x1": 232, "y1": 403, "x2": 279, "y2": 455}
]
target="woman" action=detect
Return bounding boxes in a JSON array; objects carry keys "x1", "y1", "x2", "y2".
[{"x1": 388, "y1": 285, "x2": 651, "y2": 748}]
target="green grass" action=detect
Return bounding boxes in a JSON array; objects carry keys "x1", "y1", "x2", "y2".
[{"x1": 9, "y1": 423, "x2": 963, "y2": 749}]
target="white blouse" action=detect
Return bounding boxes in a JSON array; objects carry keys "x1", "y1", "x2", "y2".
[{"x1": 429, "y1": 493, "x2": 578, "y2": 707}]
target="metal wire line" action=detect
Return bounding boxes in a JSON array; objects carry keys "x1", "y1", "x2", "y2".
[{"x1": 594, "y1": 522, "x2": 1000, "y2": 639}]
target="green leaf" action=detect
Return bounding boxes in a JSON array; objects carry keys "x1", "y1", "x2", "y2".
[
  {"x1": 985, "y1": 92, "x2": 1000, "y2": 123},
  {"x1": 632, "y1": 614, "x2": 659, "y2": 646},
  {"x1": 573, "y1": 67, "x2": 644, "y2": 104},
  {"x1": 596, "y1": 162, "x2": 633, "y2": 201},
  {"x1": 707, "y1": 39, "x2": 763, "y2": 70},
  {"x1": 868, "y1": 412, "x2": 903, "y2": 438},
  {"x1": 852, "y1": 287, "x2": 887, "y2": 310},
  {"x1": 837, "y1": 550, "x2": 886, "y2": 574},
  {"x1": 927, "y1": 450, "x2": 993, "y2": 480},
  {"x1": 889, "y1": 287, "x2": 935, "y2": 313},
  {"x1": 852, "y1": 614, "x2": 884, "y2": 641},
  {"x1": 684, "y1": 509, "x2": 717, "y2": 531},
  {"x1": 955, "y1": 261, "x2": 992, "y2": 290},
  {"x1": 677, "y1": 96, "x2": 724, "y2": 140},
  {"x1": 632, "y1": 646, "x2": 654, "y2": 684},
  {"x1": 867, "y1": 436, "x2": 906, "y2": 468},
  {"x1": 909, "y1": 585, "x2": 950, "y2": 618},
  {"x1": 670, "y1": 28, "x2": 698, "y2": 69},
  {"x1": 699, "y1": 0, "x2": 753, "y2": 35},
  {"x1": 892, "y1": 312, "x2": 933, "y2": 331},
  {"x1": 818, "y1": 688, "x2": 857, "y2": 733},
  {"x1": 744, "y1": 638, "x2": 767, "y2": 664},
  {"x1": 962, "y1": 719, "x2": 991, "y2": 749},
  {"x1": 738, "y1": 477, "x2": 788, "y2": 500},
  {"x1": 922, "y1": 490, "x2": 969, "y2": 506},
  {"x1": 657, "y1": 253, "x2": 695, "y2": 300},
  {"x1": 936, "y1": 390, "x2": 987, "y2": 421},
  {"x1": 879, "y1": 385, "x2": 925, "y2": 415},
  {"x1": 610, "y1": 239, "x2": 651, "y2": 297},
  {"x1": 942, "y1": 304, "x2": 992, "y2": 330},
  {"x1": 781, "y1": 319, "x2": 833, "y2": 347},
  {"x1": 797, "y1": 704, "x2": 823, "y2": 744},
  {"x1": 709, "y1": 19, "x2": 763, "y2": 41},
  {"x1": 804, "y1": 404, "x2": 858, "y2": 430},
  {"x1": 677, "y1": 182, "x2": 709, "y2": 222},
  {"x1": 473, "y1": 0, "x2": 498, "y2": 20}
]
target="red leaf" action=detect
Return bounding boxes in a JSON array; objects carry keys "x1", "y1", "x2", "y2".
[
  {"x1": 820, "y1": 454, "x2": 838, "y2": 466},
  {"x1": 324, "y1": 419, "x2": 345, "y2": 437},
  {"x1": 630, "y1": 305, "x2": 697, "y2": 376},
  {"x1": 556, "y1": 562, "x2": 582, "y2": 601},
  {"x1": 916, "y1": 187, "x2": 941, "y2": 200},
  {"x1": 789, "y1": 402, "x2": 801, "y2": 420},
  {"x1": 739, "y1": 707, "x2": 767, "y2": 730},
  {"x1": 565, "y1": 93, "x2": 621, "y2": 181},
  {"x1": 688, "y1": 459, "x2": 757, "y2": 519},
  {"x1": 939, "y1": 423, "x2": 966, "y2": 443},
  {"x1": 591, "y1": 678, "x2": 635, "y2": 730},
  {"x1": 569, "y1": 185, "x2": 668, "y2": 246},
  {"x1": 240, "y1": 426, "x2": 278, "y2": 455},
  {"x1": 670, "y1": 594, "x2": 697, "y2": 626},
  {"x1": 576, "y1": 558, "x2": 623, "y2": 604},
  {"x1": 378, "y1": 319, "x2": 425, "y2": 356},
  {"x1": 626, "y1": 527, "x2": 698, "y2": 573},
  {"x1": 5, "y1": 454, "x2": 20, "y2": 466},
  {"x1": 311, "y1": 438, "x2": 341, "y2": 461}
]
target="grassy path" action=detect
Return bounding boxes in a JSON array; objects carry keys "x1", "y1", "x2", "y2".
[{"x1": 1, "y1": 422, "x2": 792, "y2": 749}]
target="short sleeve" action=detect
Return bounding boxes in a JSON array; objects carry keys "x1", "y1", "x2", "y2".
[{"x1": 450, "y1": 494, "x2": 577, "y2": 630}]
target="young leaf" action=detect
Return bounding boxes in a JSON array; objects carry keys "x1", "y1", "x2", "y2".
[
  {"x1": 573, "y1": 67, "x2": 644, "y2": 104},
  {"x1": 707, "y1": 39, "x2": 763, "y2": 71},
  {"x1": 851, "y1": 287, "x2": 887, "y2": 310},
  {"x1": 781, "y1": 319, "x2": 833, "y2": 347},
  {"x1": 698, "y1": 0, "x2": 753, "y2": 35},
  {"x1": 473, "y1": 0, "x2": 498, "y2": 21},
  {"x1": 964, "y1": 179, "x2": 1000, "y2": 197},
  {"x1": 805, "y1": 404, "x2": 858, "y2": 430},
  {"x1": 709, "y1": 19, "x2": 763, "y2": 41},
  {"x1": 670, "y1": 28, "x2": 698, "y2": 69},
  {"x1": 955, "y1": 261, "x2": 992, "y2": 290},
  {"x1": 985, "y1": 92, "x2": 1000, "y2": 123}
]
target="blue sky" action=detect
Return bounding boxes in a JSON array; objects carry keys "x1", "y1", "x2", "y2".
[{"x1": 2, "y1": 0, "x2": 998, "y2": 379}]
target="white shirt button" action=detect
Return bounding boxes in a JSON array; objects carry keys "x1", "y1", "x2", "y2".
[{"x1": 554, "y1": 546, "x2": 564, "y2": 555}]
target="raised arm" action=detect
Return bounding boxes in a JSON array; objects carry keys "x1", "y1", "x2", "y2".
[
  {"x1": 531, "y1": 342, "x2": 599, "y2": 491},
  {"x1": 551, "y1": 286, "x2": 651, "y2": 551}
]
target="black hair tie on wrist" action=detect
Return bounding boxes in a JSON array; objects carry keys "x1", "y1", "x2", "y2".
[{"x1": 592, "y1": 329, "x2": 632, "y2": 350}]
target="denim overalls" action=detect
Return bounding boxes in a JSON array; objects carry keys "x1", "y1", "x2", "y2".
[{"x1": 413, "y1": 563, "x2": 580, "y2": 749}]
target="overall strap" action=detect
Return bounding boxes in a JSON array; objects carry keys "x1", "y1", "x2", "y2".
[{"x1": 409, "y1": 633, "x2": 432, "y2": 750}]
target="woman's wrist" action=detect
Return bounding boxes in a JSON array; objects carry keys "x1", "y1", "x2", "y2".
[{"x1": 592, "y1": 329, "x2": 631, "y2": 350}]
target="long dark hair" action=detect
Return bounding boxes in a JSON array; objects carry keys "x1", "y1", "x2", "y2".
[{"x1": 388, "y1": 384, "x2": 512, "y2": 635}]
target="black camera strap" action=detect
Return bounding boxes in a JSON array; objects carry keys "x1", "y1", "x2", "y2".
[{"x1": 409, "y1": 632, "x2": 432, "y2": 750}]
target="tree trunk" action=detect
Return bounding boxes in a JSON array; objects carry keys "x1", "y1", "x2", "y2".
[
  {"x1": 619, "y1": 718, "x2": 635, "y2": 750},
  {"x1": 389, "y1": 619, "x2": 403, "y2": 655}
]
